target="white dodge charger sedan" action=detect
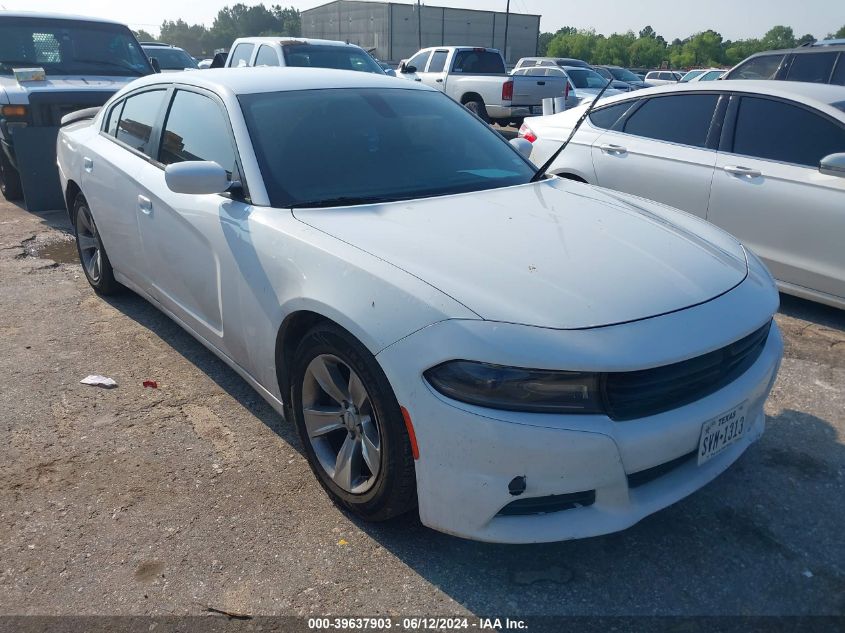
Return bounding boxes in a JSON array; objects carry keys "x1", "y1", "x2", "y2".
[{"x1": 57, "y1": 68, "x2": 783, "y2": 543}]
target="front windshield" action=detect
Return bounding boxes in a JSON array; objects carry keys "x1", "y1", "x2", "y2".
[
  {"x1": 0, "y1": 17, "x2": 152, "y2": 76},
  {"x1": 240, "y1": 88, "x2": 536, "y2": 208},
  {"x1": 144, "y1": 47, "x2": 198, "y2": 70},
  {"x1": 281, "y1": 44, "x2": 384, "y2": 74},
  {"x1": 609, "y1": 67, "x2": 640, "y2": 82},
  {"x1": 566, "y1": 68, "x2": 608, "y2": 89},
  {"x1": 680, "y1": 70, "x2": 704, "y2": 82}
]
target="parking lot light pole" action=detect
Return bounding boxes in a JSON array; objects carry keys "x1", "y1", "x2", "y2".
[
  {"x1": 503, "y1": 0, "x2": 510, "y2": 63},
  {"x1": 417, "y1": 0, "x2": 422, "y2": 50}
]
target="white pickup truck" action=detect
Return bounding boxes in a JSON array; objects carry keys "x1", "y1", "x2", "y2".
[{"x1": 397, "y1": 46, "x2": 568, "y2": 126}]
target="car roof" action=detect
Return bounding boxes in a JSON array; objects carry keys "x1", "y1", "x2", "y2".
[
  {"x1": 0, "y1": 10, "x2": 127, "y2": 26},
  {"x1": 232, "y1": 36, "x2": 362, "y2": 48},
  {"x1": 120, "y1": 67, "x2": 435, "y2": 96},
  {"x1": 594, "y1": 79, "x2": 845, "y2": 111}
]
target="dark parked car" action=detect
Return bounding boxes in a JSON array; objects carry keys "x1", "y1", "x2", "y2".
[{"x1": 723, "y1": 40, "x2": 845, "y2": 85}]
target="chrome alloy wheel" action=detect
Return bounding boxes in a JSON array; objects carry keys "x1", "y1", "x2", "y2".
[
  {"x1": 301, "y1": 354, "x2": 382, "y2": 494},
  {"x1": 76, "y1": 204, "x2": 102, "y2": 283}
]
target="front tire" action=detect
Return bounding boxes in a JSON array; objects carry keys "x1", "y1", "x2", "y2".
[
  {"x1": 0, "y1": 150, "x2": 23, "y2": 201},
  {"x1": 73, "y1": 193, "x2": 121, "y2": 295},
  {"x1": 290, "y1": 323, "x2": 417, "y2": 521}
]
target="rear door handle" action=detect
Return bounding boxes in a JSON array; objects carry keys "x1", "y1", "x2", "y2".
[
  {"x1": 537, "y1": 81, "x2": 546, "y2": 85},
  {"x1": 83, "y1": 157, "x2": 93, "y2": 172},
  {"x1": 435, "y1": 78, "x2": 443, "y2": 83},
  {"x1": 724, "y1": 165, "x2": 761, "y2": 178},
  {"x1": 599, "y1": 143, "x2": 627, "y2": 154},
  {"x1": 138, "y1": 195, "x2": 153, "y2": 215},
  {"x1": 414, "y1": 77, "x2": 422, "y2": 82}
]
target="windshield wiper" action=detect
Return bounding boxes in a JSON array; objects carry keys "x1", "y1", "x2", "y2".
[
  {"x1": 530, "y1": 76, "x2": 615, "y2": 183},
  {"x1": 69, "y1": 59, "x2": 146, "y2": 76},
  {"x1": 289, "y1": 195, "x2": 411, "y2": 209}
]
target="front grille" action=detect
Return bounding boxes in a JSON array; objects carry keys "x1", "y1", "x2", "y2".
[
  {"x1": 627, "y1": 451, "x2": 696, "y2": 488},
  {"x1": 497, "y1": 490, "x2": 596, "y2": 516},
  {"x1": 603, "y1": 321, "x2": 772, "y2": 421}
]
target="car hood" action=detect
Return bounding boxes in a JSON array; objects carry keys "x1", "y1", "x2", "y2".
[
  {"x1": 293, "y1": 179, "x2": 748, "y2": 329},
  {"x1": 0, "y1": 75, "x2": 135, "y2": 104}
]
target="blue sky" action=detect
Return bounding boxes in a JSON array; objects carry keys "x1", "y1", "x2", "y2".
[{"x1": 4, "y1": 0, "x2": 844, "y2": 41}]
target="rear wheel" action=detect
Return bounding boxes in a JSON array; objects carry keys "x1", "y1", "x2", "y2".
[
  {"x1": 464, "y1": 99, "x2": 490, "y2": 123},
  {"x1": 73, "y1": 193, "x2": 120, "y2": 295},
  {"x1": 290, "y1": 323, "x2": 417, "y2": 521},
  {"x1": 0, "y1": 151, "x2": 23, "y2": 201}
]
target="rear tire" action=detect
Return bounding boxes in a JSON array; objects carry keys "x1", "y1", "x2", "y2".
[
  {"x1": 290, "y1": 322, "x2": 417, "y2": 521},
  {"x1": 0, "y1": 151, "x2": 23, "y2": 201},
  {"x1": 73, "y1": 193, "x2": 121, "y2": 295},
  {"x1": 464, "y1": 99, "x2": 490, "y2": 123}
]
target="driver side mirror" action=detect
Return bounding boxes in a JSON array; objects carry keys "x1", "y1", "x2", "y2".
[
  {"x1": 400, "y1": 63, "x2": 417, "y2": 74},
  {"x1": 210, "y1": 52, "x2": 227, "y2": 69},
  {"x1": 149, "y1": 57, "x2": 161, "y2": 73},
  {"x1": 819, "y1": 153, "x2": 845, "y2": 178},
  {"x1": 165, "y1": 161, "x2": 232, "y2": 195}
]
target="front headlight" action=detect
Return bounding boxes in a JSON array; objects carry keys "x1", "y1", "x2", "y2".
[{"x1": 424, "y1": 360, "x2": 604, "y2": 414}]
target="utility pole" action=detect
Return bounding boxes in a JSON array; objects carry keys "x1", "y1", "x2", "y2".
[
  {"x1": 503, "y1": 0, "x2": 510, "y2": 64},
  {"x1": 417, "y1": 0, "x2": 422, "y2": 50}
]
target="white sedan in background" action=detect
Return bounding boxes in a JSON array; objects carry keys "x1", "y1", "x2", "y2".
[
  {"x1": 520, "y1": 81, "x2": 845, "y2": 310},
  {"x1": 57, "y1": 68, "x2": 781, "y2": 543}
]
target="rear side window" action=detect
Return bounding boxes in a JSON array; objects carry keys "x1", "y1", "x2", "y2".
[
  {"x1": 727, "y1": 54, "x2": 784, "y2": 79},
  {"x1": 159, "y1": 90, "x2": 237, "y2": 175},
  {"x1": 255, "y1": 45, "x2": 279, "y2": 67},
  {"x1": 623, "y1": 94, "x2": 719, "y2": 147},
  {"x1": 786, "y1": 52, "x2": 837, "y2": 83},
  {"x1": 427, "y1": 50, "x2": 448, "y2": 73},
  {"x1": 115, "y1": 89, "x2": 166, "y2": 154},
  {"x1": 589, "y1": 101, "x2": 636, "y2": 129},
  {"x1": 452, "y1": 50, "x2": 505, "y2": 74},
  {"x1": 229, "y1": 43, "x2": 254, "y2": 68},
  {"x1": 732, "y1": 96, "x2": 845, "y2": 167}
]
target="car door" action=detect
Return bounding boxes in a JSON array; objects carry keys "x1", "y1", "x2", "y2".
[
  {"x1": 80, "y1": 88, "x2": 169, "y2": 292},
  {"x1": 417, "y1": 49, "x2": 449, "y2": 90},
  {"x1": 135, "y1": 86, "x2": 251, "y2": 359},
  {"x1": 707, "y1": 94, "x2": 845, "y2": 300},
  {"x1": 590, "y1": 92, "x2": 723, "y2": 217}
]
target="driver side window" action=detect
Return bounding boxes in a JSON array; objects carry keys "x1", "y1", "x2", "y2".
[{"x1": 406, "y1": 50, "x2": 431, "y2": 72}]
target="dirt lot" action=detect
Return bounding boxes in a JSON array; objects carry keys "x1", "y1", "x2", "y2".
[{"x1": 0, "y1": 198, "x2": 843, "y2": 618}]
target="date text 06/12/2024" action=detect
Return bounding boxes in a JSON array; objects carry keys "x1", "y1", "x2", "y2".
[{"x1": 307, "y1": 617, "x2": 528, "y2": 630}]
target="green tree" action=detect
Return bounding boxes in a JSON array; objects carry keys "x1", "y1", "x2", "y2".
[
  {"x1": 628, "y1": 35, "x2": 667, "y2": 68},
  {"x1": 538, "y1": 27, "x2": 576, "y2": 56},
  {"x1": 761, "y1": 25, "x2": 795, "y2": 50},
  {"x1": 547, "y1": 29, "x2": 598, "y2": 61},
  {"x1": 272, "y1": 6, "x2": 301, "y2": 36},
  {"x1": 796, "y1": 33, "x2": 815, "y2": 46},
  {"x1": 724, "y1": 38, "x2": 765, "y2": 65},
  {"x1": 593, "y1": 31, "x2": 635, "y2": 65},
  {"x1": 133, "y1": 29, "x2": 156, "y2": 42},
  {"x1": 159, "y1": 19, "x2": 209, "y2": 55},
  {"x1": 830, "y1": 25, "x2": 845, "y2": 39}
]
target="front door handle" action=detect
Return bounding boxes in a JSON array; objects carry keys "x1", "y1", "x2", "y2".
[
  {"x1": 598, "y1": 143, "x2": 627, "y2": 154},
  {"x1": 537, "y1": 80, "x2": 546, "y2": 85},
  {"x1": 435, "y1": 78, "x2": 443, "y2": 83},
  {"x1": 83, "y1": 157, "x2": 93, "y2": 172},
  {"x1": 414, "y1": 77, "x2": 422, "y2": 82},
  {"x1": 138, "y1": 195, "x2": 153, "y2": 215},
  {"x1": 724, "y1": 165, "x2": 762, "y2": 178}
]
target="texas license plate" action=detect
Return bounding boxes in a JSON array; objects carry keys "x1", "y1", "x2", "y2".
[
  {"x1": 698, "y1": 401, "x2": 748, "y2": 465},
  {"x1": 530, "y1": 106, "x2": 542, "y2": 114}
]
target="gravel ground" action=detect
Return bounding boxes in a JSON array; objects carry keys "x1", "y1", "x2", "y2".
[{"x1": 0, "y1": 198, "x2": 843, "y2": 618}]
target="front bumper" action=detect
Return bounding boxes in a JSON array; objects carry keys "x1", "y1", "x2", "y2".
[{"x1": 376, "y1": 272, "x2": 782, "y2": 543}]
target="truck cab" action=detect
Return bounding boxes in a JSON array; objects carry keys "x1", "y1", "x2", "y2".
[
  {"x1": 0, "y1": 12, "x2": 153, "y2": 210},
  {"x1": 224, "y1": 37, "x2": 385, "y2": 74}
]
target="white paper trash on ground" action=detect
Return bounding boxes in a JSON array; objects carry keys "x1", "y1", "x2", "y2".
[{"x1": 80, "y1": 375, "x2": 118, "y2": 388}]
